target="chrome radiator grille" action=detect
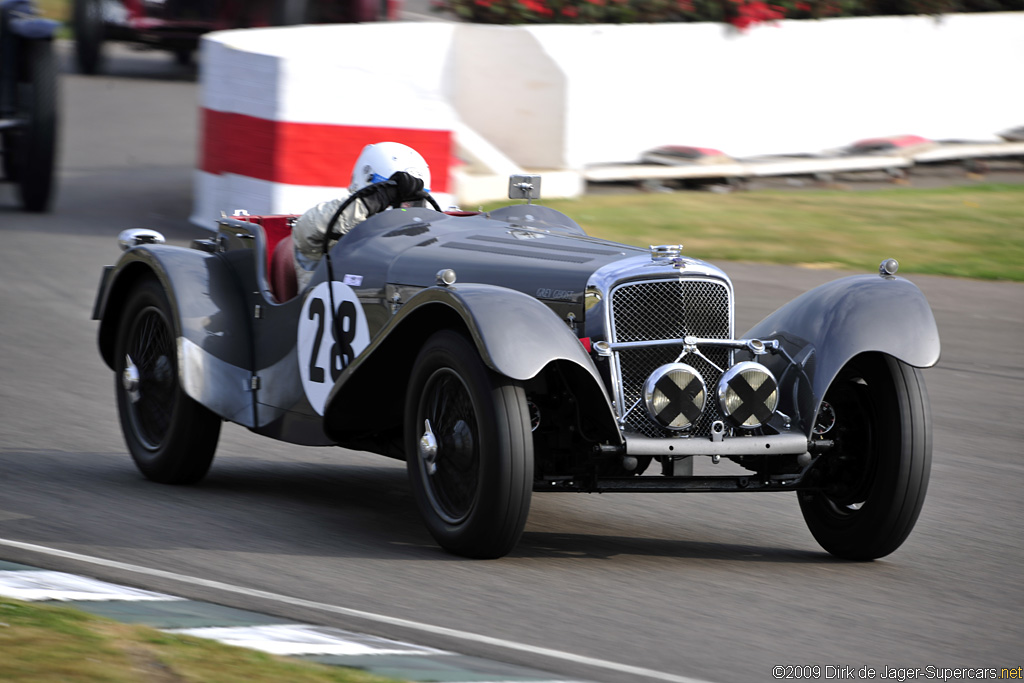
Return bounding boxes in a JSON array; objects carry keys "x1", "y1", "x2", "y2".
[{"x1": 610, "y1": 278, "x2": 732, "y2": 438}]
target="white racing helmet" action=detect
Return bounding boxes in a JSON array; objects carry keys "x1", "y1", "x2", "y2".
[{"x1": 350, "y1": 142, "x2": 431, "y2": 194}]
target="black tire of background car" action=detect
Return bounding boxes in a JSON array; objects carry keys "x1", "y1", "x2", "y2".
[
  {"x1": 352, "y1": 0, "x2": 387, "y2": 22},
  {"x1": 73, "y1": 0, "x2": 105, "y2": 75},
  {"x1": 1, "y1": 131, "x2": 16, "y2": 182},
  {"x1": 404, "y1": 330, "x2": 534, "y2": 559},
  {"x1": 114, "y1": 277, "x2": 222, "y2": 485},
  {"x1": 798, "y1": 354, "x2": 931, "y2": 560},
  {"x1": 272, "y1": 0, "x2": 310, "y2": 25},
  {"x1": 173, "y1": 48, "x2": 194, "y2": 66},
  {"x1": 14, "y1": 39, "x2": 58, "y2": 212}
]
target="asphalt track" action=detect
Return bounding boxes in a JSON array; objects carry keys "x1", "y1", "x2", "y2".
[{"x1": 0, "y1": 45, "x2": 1022, "y2": 683}]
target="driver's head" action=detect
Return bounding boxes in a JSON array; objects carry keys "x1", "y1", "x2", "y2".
[{"x1": 350, "y1": 142, "x2": 431, "y2": 195}]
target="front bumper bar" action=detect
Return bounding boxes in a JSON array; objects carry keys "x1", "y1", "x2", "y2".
[
  {"x1": 539, "y1": 475, "x2": 808, "y2": 493},
  {"x1": 623, "y1": 432, "x2": 809, "y2": 457}
]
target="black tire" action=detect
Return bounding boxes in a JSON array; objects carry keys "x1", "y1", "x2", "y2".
[
  {"x1": 173, "y1": 48, "x2": 194, "y2": 66},
  {"x1": 798, "y1": 354, "x2": 931, "y2": 560},
  {"x1": 405, "y1": 330, "x2": 533, "y2": 559},
  {"x1": 73, "y1": 0, "x2": 105, "y2": 75},
  {"x1": 351, "y1": 0, "x2": 386, "y2": 22},
  {"x1": 272, "y1": 0, "x2": 310, "y2": 25},
  {"x1": 12, "y1": 40, "x2": 58, "y2": 212},
  {"x1": 1, "y1": 131, "x2": 16, "y2": 182},
  {"x1": 114, "y1": 278, "x2": 221, "y2": 485}
]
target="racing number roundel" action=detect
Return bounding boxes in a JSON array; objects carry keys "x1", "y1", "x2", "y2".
[{"x1": 297, "y1": 281, "x2": 370, "y2": 415}]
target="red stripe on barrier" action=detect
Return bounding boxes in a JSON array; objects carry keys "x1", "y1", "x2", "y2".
[{"x1": 201, "y1": 109, "x2": 452, "y2": 193}]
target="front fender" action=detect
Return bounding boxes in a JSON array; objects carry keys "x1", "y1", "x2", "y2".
[
  {"x1": 447, "y1": 284, "x2": 599, "y2": 381},
  {"x1": 95, "y1": 245, "x2": 256, "y2": 427},
  {"x1": 745, "y1": 274, "x2": 940, "y2": 436},
  {"x1": 323, "y1": 283, "x2": 619, "y2": 444},
  {"x1": 2, "y1": 0, "x2": 59, "y2": 39},
  {"x1": 9, "y1": 16, "x2": 58, "y2": 39}
]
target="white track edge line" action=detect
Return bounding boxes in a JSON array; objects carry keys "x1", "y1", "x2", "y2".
[{"x1": 0, "y1": 538, "x2": 715, "y2": 683}]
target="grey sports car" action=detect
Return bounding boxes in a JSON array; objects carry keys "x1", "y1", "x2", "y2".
[{"x1": 93, "y1": 176, "x2": 940, "y2": 559}]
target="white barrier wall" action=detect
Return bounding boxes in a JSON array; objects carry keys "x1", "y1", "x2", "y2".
[
  {"x1": 196, "y1": 23, "x2": 459, "y2": 221},
  {"x1": 196, "y1": 13, "x2": 1024, "y2": 219},
  {"x1": 517, "y1": 13, "x2": 1024, "y2": 167}
]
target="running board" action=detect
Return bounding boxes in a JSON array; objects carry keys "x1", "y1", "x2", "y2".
[{"x1": 537, "y1": 475, "x2": 809, "y2": 493}]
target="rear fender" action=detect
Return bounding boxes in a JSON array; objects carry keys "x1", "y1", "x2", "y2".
[
  {"x1": 94, "y1": 245, "x2": 256, "y2": 427},
  {"x1": 745, "y1": 274, "x2": 940, "y2": 437},
  {"x1": 323, "y1": 284, "x2": 622, "y2": 446}
]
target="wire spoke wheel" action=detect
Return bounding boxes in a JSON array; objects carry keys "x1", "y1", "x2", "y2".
[
  {"x1": 115, "y1": 278, "x2": 221, "y2": 485},
  {"x1": 405, "y1": 330, "x2": 533, "y2": 559},
  {"x1": 123, "y1": 306, "x2": 176, "y2": 450},
  {"x1": 421, "y1": 369, "x2": 480, "y2": 524},
  {"x1": 799, "y1": 354, "x2": 931, "y2": 560}
]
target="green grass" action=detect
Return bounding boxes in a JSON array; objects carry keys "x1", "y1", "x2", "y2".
[
  {"x1": 0, "y1": 597, "x2": 400, "y2": 683},
  {"x1": 37, "y1": 0, "x2": 69, "y2": 22},
  {"x1": 37, "y1": 0, "x2": 68, "y2": 20},
  {"x1": 490, "y1": 183, "x2": 1024, "y2": 281}
]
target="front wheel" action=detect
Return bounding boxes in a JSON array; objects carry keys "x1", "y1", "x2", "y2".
[
  {"x1": 405, "y1": 330, "x2": 534, "y2": 559},
  {"x1": 798, "y1": 354, "x2": 931, "y2": 560},
  {"x1": 114, "y1": 277, "x2": 221, "y2": 484},
  {"x1": 12, "y1": 40, "x2": 58, "y2": 212}
]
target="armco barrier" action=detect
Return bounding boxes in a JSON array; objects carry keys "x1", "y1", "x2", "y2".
[{"x1": 195, "y1": 13, "x2": 1024, "y2": 220}]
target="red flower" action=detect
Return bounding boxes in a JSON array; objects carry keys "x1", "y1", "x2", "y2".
[
  {"x1": 729, "y1": 0, "x2": 784, "y2": 30},
  {"x1": 521, "y1": 0, "x2": 554, "y2": 15},
  {"x1": 561, "y1": 4, "x2": 579, "y2": 16}
]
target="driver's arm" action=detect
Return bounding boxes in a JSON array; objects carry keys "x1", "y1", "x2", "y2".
[{"x1": 291, "y1": 172, "x2": 426, "y2": 289}]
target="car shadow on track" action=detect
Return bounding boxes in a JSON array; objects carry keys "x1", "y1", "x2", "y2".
[
  {"x1": 2, "y1": 449, "x2": 841, "y2": 564},
  {"x1": 515, "y1": 531, "x2": 829, "y2": 563},
  {"x1": 181, "y1": 460, "x2": 843, "y2": 564}
]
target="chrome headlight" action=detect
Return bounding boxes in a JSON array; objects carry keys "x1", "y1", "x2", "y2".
[
  {"x1": 717, "y1": 362, "x2": 778, "y2": 429},
  {"x1": 643, "y1": 363, "x2": 706, "y2": 430},
  {"x1": 118, "y1": 228, "x2": 165, "y2": 251}
]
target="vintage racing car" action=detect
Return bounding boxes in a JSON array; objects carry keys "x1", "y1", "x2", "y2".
[
  {"x1": 72, "y1": 0, "x2": 398, "y2": 74},
  {"x1": 92, "y1": 175, "x2": 940, "y2": 559},
  {"x1": 0, "y1": 0, "x2": 58, "y2": 211}
]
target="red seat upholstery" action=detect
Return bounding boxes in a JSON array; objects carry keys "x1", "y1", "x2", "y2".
[{"x1": 269, "y1": 236, "x2": 298, "y2": 303}]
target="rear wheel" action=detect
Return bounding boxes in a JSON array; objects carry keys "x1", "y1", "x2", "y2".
[
  {"x1": 12, "y1": 40, "x2": 58, "y2": 212},
  {"x1": 351, "y1": 0, "x2": 387, "y2": 22},
  {"x1": 173, "y1": 48, "x2": 194, "y2": 66},
  {"x1": 73, "y1": 0, "x2": 105, "y2": 75},
  {"x1": 405, "y1": 331, "x2": 533, "y2": 558},
  {"x1": 114, "y1": 278, "x2": 221, "y2": 484},
  {"x1": 799, "y1": 354, "x2": 931, "y2": 560},
  {"x1": 272, "y1": 0, "x2": 310, "y2": 24}
]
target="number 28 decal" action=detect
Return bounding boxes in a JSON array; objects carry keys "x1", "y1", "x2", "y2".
[{"x1": 297, "y1": 281, "x2": 370, "y2": 415}]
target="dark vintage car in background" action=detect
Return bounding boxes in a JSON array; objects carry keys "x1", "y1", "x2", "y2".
[
  {"x1": 72, "y1": 0, "x2": 399, "y2": 74},
  {"x1": 0, "y1": 0, "x2": 58, "y2": 211},
  {"x1": 92, "y1": 175, "x2": 940, "y2": 560}
]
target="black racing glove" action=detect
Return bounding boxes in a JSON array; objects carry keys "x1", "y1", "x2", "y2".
[
  {"x1": 358, "y1": 171, "x2": 426, "y2": 215},
  {"x1": 389, "y1": 171, "x2": 425, "y2": 200}
]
